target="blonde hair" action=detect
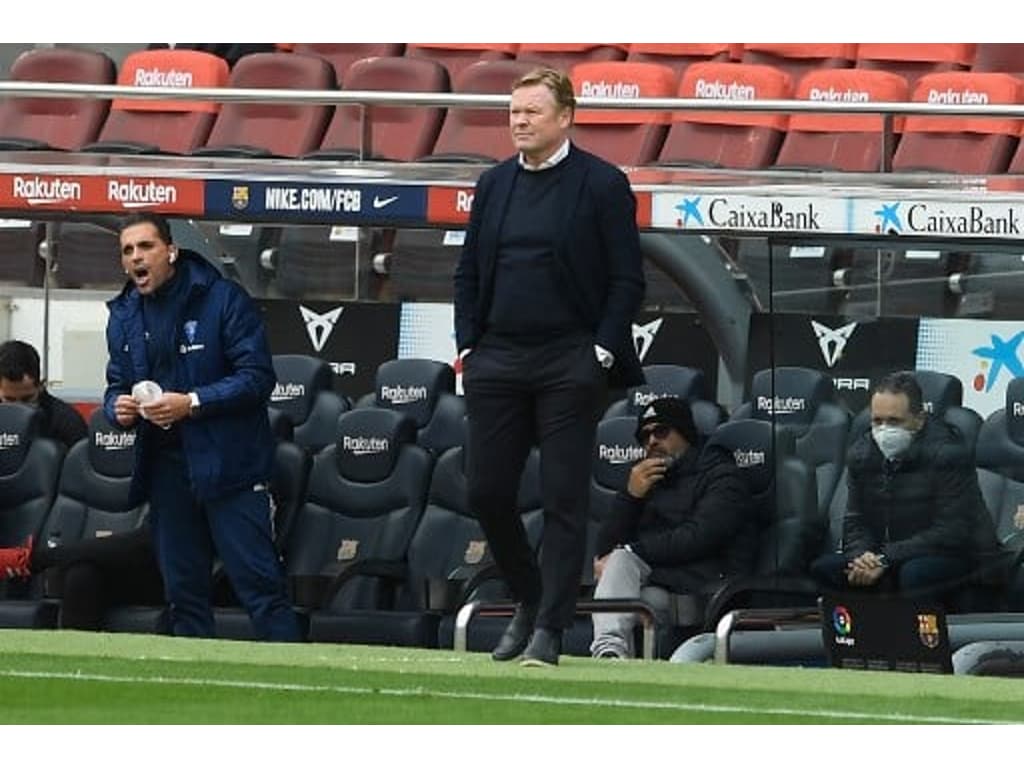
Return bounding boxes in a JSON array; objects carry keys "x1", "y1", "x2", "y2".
[{"x1": 512, "y1": 67, "x2": 576, "y2": 117}]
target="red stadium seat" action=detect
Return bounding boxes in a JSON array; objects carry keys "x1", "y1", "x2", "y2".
[
  {"x1": 0, "y1": 46, "x2": 115, "y2": 151},
  {"x1": 570, "y1": 61, "x2": 676, "y2": 165},
  {"x1": 406, "y1": 43, "x2": 517, "y2": 84},
  {"x1": 656, "y1": 61, "x2": 793, "y2": 169},
  {"x1": 774, "y1": 68, "x2": 910, "y2": 172},
  {"x1": 292, "y1": 43, "x2": 405, "y2": 84},
  {"x1": 856, "y1": 43, "x2": 975, "y2": 88},
  {"x1": 516, "y1": 43, "x2": 626, "y2": 73},
  {"x1": 84, "y1": 49, "x2": 229, "y2": 155},
  {"x1": 194, "y1": 51, "x2": 334, "y2": 158},
  {"x1": 308, "y1": 56, "x2": 449, "y2": 161},
  {"x1": 741, "y1": 43, "x2": 856, "y2": 84},
  {"x1": 427, "y1": 59, "x2": 537, "y2": 162},
  {"x1": 972, "y1": 44, "x2": 1024, "y2": 77},
  {"x1": 626, "y1": 43, "x2": 741, "y2": 79},
  {"x1": 892, "y1": 71, "x2": 1022, "y2": 174}
]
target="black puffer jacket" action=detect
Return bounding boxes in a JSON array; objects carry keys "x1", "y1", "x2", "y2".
[
  {"x1": 843, "y1": 417, "x2": 985, "y2": 564},
  {"x1": 596, "y1": 444, "x2": 756, "y2": 593}
]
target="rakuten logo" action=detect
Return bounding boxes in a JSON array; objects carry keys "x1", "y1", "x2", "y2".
[
  {"x1": 598, "y1": 444, "x2": 645, "y2": 464},
  {"x1": 580, "y1": 79, "x2": 641, "y2": 98},
  {"x1": 694, "y1": 79, "x2": 755, "y2": 100},
  {"x1": 380, "y1": 385, "x2": 428, "y2": 405},
  {"x1": 808, "y1": 87, "x2": 869, "y2": 103},
  {"x1": 134, "y1": 68, "x2": 194, "y2": 88},
  {"x1": 0, "y1": 432, "x2": 20, "y2": 448},
  {"x1": 928, "y1": 88, "x2": 989, "y2": 105},
  {"x1": 342, "y1": 435, "x2": 389, "y2": 456},
  {"x1": 1013, "y1": 402, "x2": 1024, "y2": 417},
  {"x1": 12, "y1": 176, "x2": 82, "y2": 205},
  {"x1": 633, "y1": 390, "x2": 672, "y2": 407},
  {"x1": 94, "y1": 431, "x2": 136, "y2": 449},
  {"x1": 271, "y1": 382, "x2": 305, "y2": 402},
  {"x1": 734, "y1": 449, "x2": 765, "y2": 468},
  {"x1": 107, "y1": 179, "x2": 178, "y2": 208},
  {"x1": 456, "y1": 190, "x2": 475, "y2": 212},
  {"x1": 756, "y1": 396, "x2": 806, "y2": 416}
]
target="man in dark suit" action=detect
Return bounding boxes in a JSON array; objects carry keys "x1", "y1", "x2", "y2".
[{"x1": 454, "y1": 67, "x2": 645, "y2": 666}]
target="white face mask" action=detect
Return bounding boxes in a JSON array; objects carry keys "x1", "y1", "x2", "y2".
[{"x1": 872, "y1": 424, "x2": 914, "y2": 460}]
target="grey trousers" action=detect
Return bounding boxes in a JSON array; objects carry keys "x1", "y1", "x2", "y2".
[{"x1": 589, "y1": 547, "x2": 671, "y2": 658}]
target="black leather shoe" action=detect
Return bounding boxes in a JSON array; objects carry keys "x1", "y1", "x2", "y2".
[
  {"x1": 520, "y1": 627, "x2": 561, "y2": 667},
  {"x1": 491, "y1": 603, "x2": 538, "y2": 661}
]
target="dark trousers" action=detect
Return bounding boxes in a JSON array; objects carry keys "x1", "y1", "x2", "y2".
[
  {"x1": 149, "y1": 450, "x2": 301, "y2": 641},
  {"x1": 463, "y1": 332, "x2": 606, "y2": 630},
  {"x1": 811, "y1": 552, "x2": 972, "y2": 604},
  {"x1": 33, "y1": 525, "x2": 162, "y2": 630}
]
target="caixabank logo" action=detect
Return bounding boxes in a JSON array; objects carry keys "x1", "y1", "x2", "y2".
[
  {"x1": 971, "y1": 330, "x2": 1024, "y2": 393},
  {"x1": 653, "y1": 192, "x2": 844, "y2": 234},
  {"x1": 872, "y1": 200, "x2": 1021, "y2": 237}
]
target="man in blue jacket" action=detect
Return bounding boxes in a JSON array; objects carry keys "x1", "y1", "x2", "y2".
[
  {"x1": 105, "y1": 212, "x2": 300, "y2": 640},
  {"x1": 454, "y1": 67, "x2": 645, "y2": 666}
]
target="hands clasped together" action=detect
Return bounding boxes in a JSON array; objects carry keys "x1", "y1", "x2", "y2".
[
  {"x1": 115, "y1": 381, "x2": 193, "y2": 430},
  {"x1": 845, "y1": 551, "x2": 888, "y2": 586}
]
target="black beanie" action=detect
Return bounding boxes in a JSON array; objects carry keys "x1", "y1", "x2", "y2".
[{"x1": 635, "y1": 396, "x2": 699, "y2": 446}]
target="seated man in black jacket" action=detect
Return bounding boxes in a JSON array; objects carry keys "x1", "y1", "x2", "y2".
[
  {"x1": 590, "y1": 397, "x2": 754, "y2": 659},
  {"x1": 0, "y1": 339, "x2": 87, "y2": 451},
  {"x1": 811, "y1": 371, "x2": 995, "y2": 603}
]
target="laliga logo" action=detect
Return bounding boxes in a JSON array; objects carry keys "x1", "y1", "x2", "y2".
[
  {"x1": 833, "y1": 605, "x2": 854, "y2": 646},
  {"x1": 342, "y1": 435, "x2": 389, "y2": 456},
  {"x1": 94, "y1": 431, "x2": 136, "y2": 449},
  {"x1": 632, "y1": 318, "x2": 664, "y2": 362},
  {"x1": 810, "y1": 320, "x2": 857, "y2": 368},
  {"x1": 299, "y1": 305, "x2": 343, "y2": 353},
  {"x1": 598, "y1": 444, "x2": 646, "y2": 464}
]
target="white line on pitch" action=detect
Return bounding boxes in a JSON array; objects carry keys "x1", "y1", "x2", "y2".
[{"x1": 0, "y1": 668, "x2": 1015, "y2": 725}]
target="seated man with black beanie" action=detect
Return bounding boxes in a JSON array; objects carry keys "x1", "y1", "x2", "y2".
[{"x1": 590, "y1": 397, "x2": 755, "y2": 659}]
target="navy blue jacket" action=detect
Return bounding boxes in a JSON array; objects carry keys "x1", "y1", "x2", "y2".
[
  {"x1": 104, "y1": 251, "x2": 276, "y2": 502},
  {"x1": 454, "y1": 143, "x2": 646, "y2": 387}
]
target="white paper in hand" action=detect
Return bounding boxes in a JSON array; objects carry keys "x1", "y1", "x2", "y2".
[{"x1": 132, "y1": 380, "x2": 170, "y2": 429}]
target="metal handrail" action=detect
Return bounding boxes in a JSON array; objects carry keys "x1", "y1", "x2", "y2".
[
  {"x1": 3, "y1": 80, "x2": 1024, "y2": 120},
  {"x1": 713, "y1": 606, "x2": 823, "y2": 665}
]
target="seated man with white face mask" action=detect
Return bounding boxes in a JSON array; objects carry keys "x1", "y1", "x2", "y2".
[{"x1": 810, "y1": 371, "x2": 988, "y2": 603}]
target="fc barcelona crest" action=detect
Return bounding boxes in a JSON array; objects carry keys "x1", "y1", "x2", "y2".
[
  {"x1": 464, "y1": 540, "x2": 487, "y2": 565},
  {"x1": 232, "y1": 185, "x2": 250, "y2": 211},
  {"x1": 337, "y1": 539, "x2": 359, "y2": 561},
  {"x1": 917, "y1": 613, "x2": 940, "y2": 649}
]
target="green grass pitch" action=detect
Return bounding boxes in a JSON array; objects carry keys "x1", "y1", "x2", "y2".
[{"x1": 1, "y1": 630, "x2": 1022, "y2": 724}]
